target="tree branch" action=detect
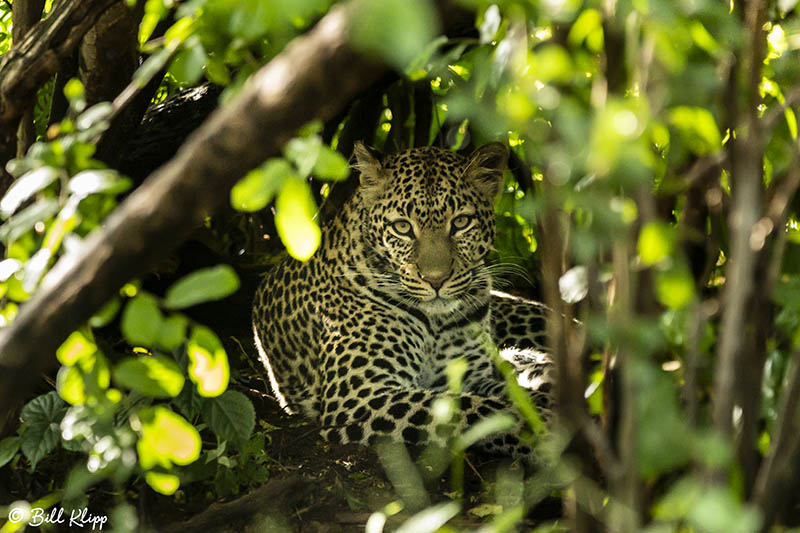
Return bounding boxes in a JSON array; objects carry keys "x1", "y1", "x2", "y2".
[{"x1": 0, "y1": 0, "x2": 122, "y2": 188}]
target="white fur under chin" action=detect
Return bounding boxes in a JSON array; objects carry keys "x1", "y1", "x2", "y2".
[{"x1": 419, "y1": 297, "x2": 463, "y2": 315}]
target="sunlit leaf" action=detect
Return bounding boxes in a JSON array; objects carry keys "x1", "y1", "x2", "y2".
[
  {"x1": 559, "y1": 265, "x2": 588, "y2": 303},
  {"x1": 145, "y1": 471, "x2": 181, "y2": 495},
  {"x1": 164, "y1": 265, "x2": 240, "y2": 309},
  {"x1": 57, "y1": 365, "x2": 86, "y2": 405},
  {"x1": 313, "y1": 145, "x2": 350, "y2": 181},
  {"x1": 89, "y1": 297, "x2": 122, "y2": 328},
  {"x1": 113, "y1": 355, "x2": 186, "y2": 398},
  {"x1": 57, "y1": 330, "x2": 96, "y2": 366},
  {"x1": 637, "y1": 222, "x2": 674, "y2": 266},
  {"x1": 69, "y1": 170, "x2": 131, "y2": 198},
  {"x1": 187, "y1": 325, "x2": 230, "y2": 397},
  {"x1": 230, "y1": 158, "x2": 294, "y2": 212},
  {"x1": 0, "y1": 167, "x2": 60, "y2": 218},
  {"x1": 656, "y1": 263, "x2": 695, "y2": 309},
  {"x1": 395, "y1": 501, "x2": 460, "y2": 533},
  {"x1": 136, "y1": 406, "x2": 201, "y2": 469},
  {"x1": 669, "y1": 106, "x2": 722, "y2": 155},
  {"x1": 0, "y1": 198, "x2": 60, "y2": 245},
  {"x1": 274, "y1": 178, "x2": 321, "y2": 261}
]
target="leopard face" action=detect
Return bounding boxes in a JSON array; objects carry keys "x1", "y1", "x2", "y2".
[{"x1": 353, "y1": 144, "x2": 508, "y2": 315}]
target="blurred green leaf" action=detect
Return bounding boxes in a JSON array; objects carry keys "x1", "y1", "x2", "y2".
[
  {"x1": 121, "y1": 295, "x2": 164, "y2": 348},
  {"x1": 170, "y1": 41, "x2": 207, "y2": 85},
  {"x1": 57, "y1": 330, "x2": 97, "y2": 366},
  {"x1": 187, "y1": 325, "x2": 230, "y2": 397},
  {"x1": 230, "y1": 158, "x2": 294, "y2": 212},
  {"x1": 637, "y1": 222, "x2": 674, "y2": 266},
  {"x1": 164, "y1": 265, "x2": 240, "y2": 309},
  {"x1": 0, "y1": 167, "x2": 60, "y2": 218},
  {"x1": 145, "y1": 471, "x2": 181, "y2": 495},
  {"x1": 136, "y1": 406, "x2": 201, "y2": 469},
  {"x1": 159, "y1": 314, "x2": 190, "y2": 352},
  {"x1": 656, "y1": 263, "x2": 695, "y2": 309},
  {"x1": 669, "y1": 106, "x2": 722, "y2": 155},
  {"x1": 113, "y1": 355, "x2": 186, "y2": 398},
  {"x1": 351, "y1": 0, "x2": 439, "y2": 69},
  {"x1": 313, "y1": 145, "x2": 350, "y2": 181},
  {"x1": 274, "y1": 178, "x2": 321, "y2": 261}
]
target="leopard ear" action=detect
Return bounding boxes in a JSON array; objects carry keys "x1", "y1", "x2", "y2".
[
  {"x1": 352, "y1": 142, "x2": 388, "y2": 203},
  {"x1": 464, "y1": 142, "x2": 508, "y2": 201}
]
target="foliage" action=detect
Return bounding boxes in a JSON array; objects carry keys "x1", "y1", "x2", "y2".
[{"x1": 4, "y1": 0, "x2": 800, "y2": 530}]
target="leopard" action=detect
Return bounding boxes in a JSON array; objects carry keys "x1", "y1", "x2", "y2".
[{"x1": 252, "y1": 141, "x2": 554, "y2": 459}]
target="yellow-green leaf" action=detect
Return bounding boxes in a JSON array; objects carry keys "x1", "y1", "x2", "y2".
[
  {"x1": 57, "y1": 365, "x2": 86, "y2": 405},
  {"x1": 230, "y1": 158, "x2": 294, "y2": 212},
  {"x1": 638, "y1": 222, "x2": 674, "y2": 266},
  {"x1": 113, "y1": 355, "x2": 186, "y2": 398},
  {"x1": 656, "y1": 264, "x2": 695, "y2": 309},
  {"x1": 121, "y1": 295, "x2": 163, "y2": 348},
  {"x1": 274, "y1": 179, "x2": 321, "y2": 261},
  {"x1": 145, "y1": 471, "x2": 181, "y2": 495},
  {"x1": 136, "y1": 406, "x2": 201, "y2": 469},
  {"x1": 186, "y1": 326, "x2": 230, "y2": 397},
  {"x1": 57, "y1": 330, "x2": 96, "y2": 366},
  {"x1": 669, "y1": 106, "x2": 722, "y2": 155}
]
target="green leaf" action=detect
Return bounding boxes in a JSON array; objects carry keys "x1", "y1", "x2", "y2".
[
  {"x1": 0, "y1": 198, "x2": 60, "y2": 244},
  {"x1": 89, "y1": 297, "x2": 121, "y2": 328},
  {"x1": 230, "y1": 158, "x2": 294, "y2": 212},
  {"x1": 637, "y1": 222, "x2": 674, "y2": 266},
  {"x1": 68, "y1": 170, "x2": 132, "y2": 198},
  {"x1": 455, "y1": 414, "x2": 515, "y2": 452},
  {"x1": 164, "y1": 265, "x2": 240, "y2": 310},
  {"x1": 285, "y1": 136, "x2": 321, "y2": 178},
  {"x1": 20, "y1": 391, "x2": 67, "y2": 470},
  {"x1": 170, "y1": 41, "x2": 207, "y2": 86},
  {"x1": 395, "y1": 502, "x2": 461, "y2": 533},
  {"x1": 113, "y1": 355, "x2": 186, "y2": 398},
  {"x1": 187, "y1": 326, "x2": 230, "y2": 397},
  {"x1": 0, "y1": 166, "x2": 60, "y2": 218},
  {"x1": 274, "y1": 178, "x2": 321, "y2": 261},
  {"x1": 145, "y1": 471, "x2": 181, "y2": 495},
  {"x1": 57, "y1": 365, "x2": 86, "y2": 405},
  {"x1": 136, "y1": 406, "x2": 201, "y2": 469},
  {"x1": 121, "y1": 295, "x2": 163, "y2": 347},
  {"x1": 351, "y1": 0, "x2": 439, "y2": 69},
  {"x1": 202, "y1": 390, "x2": 256, "y2": 444},
  {"x1": 0, "y1": 436, "x2": 21, "y2": 468},
  {"x1": 56, "y1": 330, "x2": 97, "y2": 366},
  {"x1": 656, "y1": 263, "x2": 695, "y2": 309},
  {"x1": 205, "y1": 56, "x2": 231, "y2": 85},
  {"x1": 159, "y1": 314, "x2": 189, "y2": 352},
  {"x1": 313, "y1": 145, "x2": 350, "y2": 181},
  {"x1": 669, "y1": 106, "x2": 722, "y2": 155}
]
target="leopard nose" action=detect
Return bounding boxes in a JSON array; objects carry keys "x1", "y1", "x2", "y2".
[{"x1": 422, "y1": 272, "x2": 449, "y2": 289}]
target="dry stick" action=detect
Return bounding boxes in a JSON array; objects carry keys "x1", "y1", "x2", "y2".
[
  {"x1": 11, "y1": 0, "x2": 46, "y2": 157},
  {"x1": 0, "y1": 0, "x2": 122, "y2": 184},
  {"x1": 0, "y1": 3, "x2": 383, "y2": 412},
  {"x1": 712, "y1": 0, "x2": 767, "y2": 441}
]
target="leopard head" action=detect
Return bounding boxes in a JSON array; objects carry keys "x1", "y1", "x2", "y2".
[{"x1": 352, "y1": 142, "x2": 508, "y2": 315}]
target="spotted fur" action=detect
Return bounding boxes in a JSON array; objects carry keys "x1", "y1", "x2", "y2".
[{"x1": 253, "y1": 143, "x2": 553, "y2": 458}]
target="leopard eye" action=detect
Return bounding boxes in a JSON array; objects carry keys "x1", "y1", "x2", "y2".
[
  {"x1": 390, "y1": 219, "x2": 414, "y2": 238},
  {"x1": 450, "y1": 214, "x2": 473, "y2": 234}
]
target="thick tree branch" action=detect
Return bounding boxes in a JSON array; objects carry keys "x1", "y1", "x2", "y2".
[
  {"x1": 0, "y1": 0, "x2": 471, "y2": 422},
  {"x1": 11, "y1": 0, "x2": 46, "y2": 156},
  {"x1": 0, "y1": 0, "x2": 122, "y2": 187}
]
